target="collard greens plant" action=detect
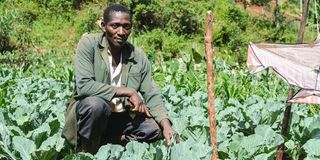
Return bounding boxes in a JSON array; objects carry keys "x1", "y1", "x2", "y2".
[
  {"x1": 0, "y1": 68, "x2": 72, "y2": 159},
  {"x1": 0, "y1": 65, "x2": 319, "y2": 159}
]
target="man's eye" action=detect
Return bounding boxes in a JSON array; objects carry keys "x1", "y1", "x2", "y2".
[
  {"x1": 111, "y1": 24, "x2": 118, "y2": 29},
  {"x1": 124, "y1": 24, "x2": 132, "y2": 30}
]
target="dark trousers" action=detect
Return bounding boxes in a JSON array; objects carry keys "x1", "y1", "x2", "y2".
[{"x1": 75, "y1": 96, "x2": 162, "y2": 152}]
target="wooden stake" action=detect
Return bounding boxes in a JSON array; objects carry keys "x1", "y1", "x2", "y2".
[
  {"x1": 275, "y1": 86, "x2": 294, "y2": 160},
  {"x1": 276, "y1": 0, "x2": 309, "y2": 159},
  {"x1": 205, "y1": 10, "x2": 218, "y2": 160},
  {"x1": 297, "y1": 0, "x2": 311, "y2": 44}
]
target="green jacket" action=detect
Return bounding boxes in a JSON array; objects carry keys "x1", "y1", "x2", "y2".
[{"x1": 62, "y1": 33, "x2": 169, "y2": 146}]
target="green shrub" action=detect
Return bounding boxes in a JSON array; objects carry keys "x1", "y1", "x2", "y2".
[
  {"x1": 0, "y1": 1, "x2": 40, "y2": 51},
  {"x1": 0, "y1": 9, "x2": 17, "y2": 52},
  {"x1": 32, "y1": 0, "x2": 74, "y2": 18},
  {"x1": 75, "y1": 6, "x2": 102, "y2": 40},
  {"x1": 134, "y1": 29, "x2": 186, "y2": 61},
  {"x1": 212, "y1": 0, "x2": 299, "y2": 63},
  {"x1": 111, "y1": 0, "x2": 214, "y2": 35}
]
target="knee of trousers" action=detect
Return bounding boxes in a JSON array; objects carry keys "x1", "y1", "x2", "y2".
[
  {"x1": 76, "y1": 96, "x2": 112, "y2": 122},
  {"x1": 133, "y1": 118, "x2": 163, "y2": 142}
]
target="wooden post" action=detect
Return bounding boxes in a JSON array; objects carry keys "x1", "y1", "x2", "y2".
[
  {"x1": 275, "y1": 86, "x2": 294, "y2": 160},
  {"x1": 297, "y1": 0, "x2": 311, "y2": 44},
  {"x1": 276, "y1": 0, "x2": 309, "y2": 159},
  {"x1": 205, "y1": 10, "x2": 218, "y2": 160},
  {"x1": 273, "y1": 0, "x2": 280, "y2": 27}
]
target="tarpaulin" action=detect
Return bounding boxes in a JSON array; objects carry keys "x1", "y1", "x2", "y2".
[{"x1": 247, "y1": 39, "x2": 320, "y2": 104}]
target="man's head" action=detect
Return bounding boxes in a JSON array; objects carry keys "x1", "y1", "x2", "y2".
[
  {"x1": 102, "y1": 4, "x2": 132, "y2": 48},
  {"x1": 103, "y1": 4, "x2": 132, "y2": 24}
]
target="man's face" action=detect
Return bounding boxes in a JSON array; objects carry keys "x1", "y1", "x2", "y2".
[{"x1": 104, "y1": 12, "x2": 131, "y2": 48}]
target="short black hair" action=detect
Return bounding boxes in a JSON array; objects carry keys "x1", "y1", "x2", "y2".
[{"x1": 103, "y1": 4, "x2": 132, "y2": 23}]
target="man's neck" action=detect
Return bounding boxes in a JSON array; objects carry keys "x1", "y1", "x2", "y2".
[{"x1": 109, "y1": 45, "x2": 123, "y2": 67}]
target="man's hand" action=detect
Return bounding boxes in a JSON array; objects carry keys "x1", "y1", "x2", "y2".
[
  {"x1": 160, "y1": 118, "x2": 175, "y2": 145},
  {"x1": 115, "y1": 87, "x2": 152, "y2": 117},
  {"x1": 128, "y1": 91, "x2": 152, "y2": 117},
  {"x1": 128, "y1": 92, "x2": 152, "y2": 117}
]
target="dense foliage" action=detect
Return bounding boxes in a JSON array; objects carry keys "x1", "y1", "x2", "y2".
[{"x1": 0, "y1": 0, "x2": 319, "y2": 159}]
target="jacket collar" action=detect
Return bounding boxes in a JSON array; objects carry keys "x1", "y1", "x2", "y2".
[{"x1": 98, "y1": 32, "x2": 136, "y2": 62}]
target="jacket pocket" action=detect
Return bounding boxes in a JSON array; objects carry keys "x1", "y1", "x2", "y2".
[{"x1": 127, "y1": 73, "x2": 141, "y2": 90}]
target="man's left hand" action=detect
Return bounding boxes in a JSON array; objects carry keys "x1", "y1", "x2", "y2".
[{"x1": 160, "y1": 119, "x2": 175, "y2": 145}]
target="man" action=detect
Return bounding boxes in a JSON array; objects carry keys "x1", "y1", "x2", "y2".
[{"x1": 62, "y1": 4, "x2": 175, "y2": 154}]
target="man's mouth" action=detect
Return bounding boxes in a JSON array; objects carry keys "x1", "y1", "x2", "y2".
[{"x1": 115, "y1": 38, "x2": 125, "y2": 43}]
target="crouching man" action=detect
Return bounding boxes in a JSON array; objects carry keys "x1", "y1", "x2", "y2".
[{"x1": 62, "y1": 4, "x2": 175, "y2": 154}]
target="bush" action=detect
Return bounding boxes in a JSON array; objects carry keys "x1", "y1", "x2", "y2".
[
  {"x1": 212, "y1": 0, "x2": 299, "y2": 63},
  {"x1": 134, "y1": 29, "x2": 186, "y2": 61},
  {"x1": 75, "y1": 6, "x2": 101, "y2": 38},
  {"x1": 0, "y1": 0, "x2": 80, "y2": 52},
  {"x1": 32, "y1": 0, "x2": 74, "y2": 18},
  {"x1": 111, "y1": 0, "x2": 213, "y2": 35},
  {"x1": 0, "y1": 1, "x2": 40, "y2": 51},
  {"x1": 0, "y1": 8, "x2": 17, "y2": 52}
]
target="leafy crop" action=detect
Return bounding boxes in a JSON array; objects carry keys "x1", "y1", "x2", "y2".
[
  {"x1": 1, "y1": 60, "x2": 319, "y2": 159},
  {"x1": 0, "y1": 68, "x2": 73, "y2": 159}
]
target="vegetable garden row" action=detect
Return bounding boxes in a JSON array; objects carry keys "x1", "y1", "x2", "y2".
[{"x1": 1, "y1": 60, "x2": 319, "y2": 159}]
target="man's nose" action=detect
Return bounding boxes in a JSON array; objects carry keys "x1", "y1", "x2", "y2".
[{"x1": 118, "y1": 27, "x2": 125, "y2": 36}]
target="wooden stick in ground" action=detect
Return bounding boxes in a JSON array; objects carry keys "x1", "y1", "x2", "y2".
[
  {"x1": 276, "y1": 1, "x2": 309, "y2": 159},
  {"x1": 275, "y1": 86, "x2": 294, "y2": 160},
  {"x1": 297, "y1": 0, "x2": 310, "y2": 44},
  {"x1": 205, "y1": 10, "x2": 218, "y2": 160}
]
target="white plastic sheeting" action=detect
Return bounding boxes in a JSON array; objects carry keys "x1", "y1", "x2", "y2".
[{"x1": 247, "y1": 40, "x2": 320, "y2": 104}]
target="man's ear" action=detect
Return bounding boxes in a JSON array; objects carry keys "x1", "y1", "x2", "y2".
[{"x1": 96, "y1": 17, "x2": 105, "y2": 32}]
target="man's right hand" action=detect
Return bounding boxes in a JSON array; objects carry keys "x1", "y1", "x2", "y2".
[
  {"x1": 128, "y1": 92, "x2": 152, "y2": 117},
  {"x1": 116, "y1": 87, "x2": 152, "y2": 117}
]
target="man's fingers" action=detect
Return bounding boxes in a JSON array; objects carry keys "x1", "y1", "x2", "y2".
[
  {"x1": 140, "y1": 104, "x2": 152, "y2": 117},
  {"x1": 128, "y1": 99, "x2": 136, "y2": 109},
  {"x1": 145, "y1": 107, "x2": 152, "y2": 117},
  {"x1": 168, "y1": 131, "x2": 176, "y2": 145},
  {"x1": 128, "y1": 99, "x2": 152, "y2": 118},
  {"x1": 165, "y1": 135, "x2": 171, "y2": 145},
  {"x1": 128, "y1": 96, "x2": 140, "y2": 111},
  {"x1": 164, "y1": 130, "x2": 176, "y2": 145},
  {"x1": 132, "y1": 103, "x2": 139, "y2": 111}
]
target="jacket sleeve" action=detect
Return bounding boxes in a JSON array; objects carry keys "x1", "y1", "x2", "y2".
[
  {"x1": 74, "y1": 35, "x2": 116, "y2": 101},
  {"x1": 138, "y1": 52, "x2": 169, "y2": 123}
]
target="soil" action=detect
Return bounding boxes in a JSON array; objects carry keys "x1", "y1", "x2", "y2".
[{"x1": 236, "y1": 1, "x2": 301, "y2": 21}]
